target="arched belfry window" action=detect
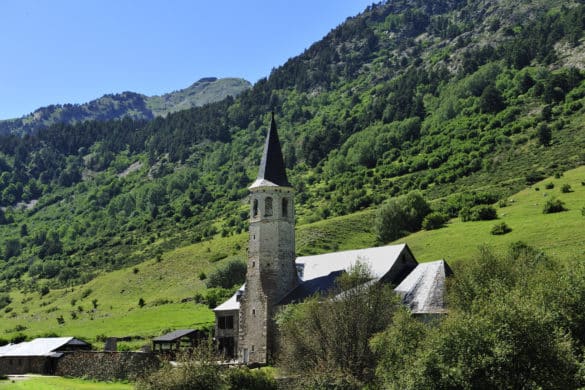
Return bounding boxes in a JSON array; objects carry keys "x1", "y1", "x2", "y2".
[
  {"x1": 252, "y1": 199, "x2": 258, "y2": 217},
  {"x1": 265, "y1": 197, "x2": 273, "y2": 217},
  {"x1": 282, "y1": 198, "x2": 289, "y2": 218}
]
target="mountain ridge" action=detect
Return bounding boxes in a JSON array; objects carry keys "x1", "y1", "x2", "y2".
[{"x1": 0, "y1": 77, "x2": 251, "y2": 136}]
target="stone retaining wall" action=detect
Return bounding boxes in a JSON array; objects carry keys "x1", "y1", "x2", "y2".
[{"x1": 55, "y1": 351, "x2": 160, "y2": 380}]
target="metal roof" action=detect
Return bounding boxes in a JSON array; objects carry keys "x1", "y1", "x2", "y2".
[
  {"x1": 214, "y1": 244, "x2": 412, "y2": 312},
  {"x1": 152, "y1": 329, "x2": 200, "y2": 342},
  {"x1": 296, "y1": 244, "x2": 409, "y2": 281},
  {"x1": 0, "y1": 337, "x2": 88, "y2": 357},
  {"x1": 394, "y1": 260, "x2": 453, "y2": 314}
]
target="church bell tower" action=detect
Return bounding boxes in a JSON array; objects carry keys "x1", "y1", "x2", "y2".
[{"x1": 238, "y1": 113, "x2": 298, "y2": 364}]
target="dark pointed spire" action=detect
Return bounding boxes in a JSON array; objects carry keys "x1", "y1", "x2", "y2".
[{"x1": 255, "y1": 112, "x2": 291, "y2": 187}]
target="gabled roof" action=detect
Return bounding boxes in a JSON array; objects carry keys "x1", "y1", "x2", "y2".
[
  {"x1": 249, "y1": 112, "x2": 291, "y2": 189},
  {"x1": 152, "y1": 329, "x2": 200, "y2": 342},
  {"x1": 0, "y1": 337, "x2": 89, "y2": 358},
  {"x1": 296, "y1": 244, "x2": 410, "y2": 281},
  {"x1": 394, "y1": 260, "x2": 453, "y2": 314},
  {"x1": 214, "y1": 244, "x2": 414, "y2": 312}
]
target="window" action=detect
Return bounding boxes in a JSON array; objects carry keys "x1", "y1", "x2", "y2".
[
  {"x1": 218, "y1": 316, "x2": 234, "y2": 329},
  {"x1": 282, "y1": 198, "x2": 288, "y2": 217},
  {"x1": 252, "y1": 199, "x2": 258, "y2": 217},
  {"x1": 252, "y1": 309, "x2": 256, "y2": 316},
  {"x1": 265, "y1": 197, "x2": 273, "y2": 216}
]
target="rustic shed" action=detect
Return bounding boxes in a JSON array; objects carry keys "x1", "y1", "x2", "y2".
[
  {"x1": 151, "y1": 329, "x2": 205, "y2": 354},
  {"x1": 0, "y1": 337, "x2": 91, "y2": 375}
]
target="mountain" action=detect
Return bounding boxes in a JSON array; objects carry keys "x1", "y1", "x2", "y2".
[
  {"x1": 0, "y1": 0, "x2": 584, "y2": 345},
  {"x1": 147, "y1": 77, "x2": 252, "y2": 116},
  {"x1": 0, "y1": 77, "x2": 251, "y2": 136}
]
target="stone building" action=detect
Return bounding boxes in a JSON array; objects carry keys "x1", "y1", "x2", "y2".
[{"x1": 213, "y1": 114, "x2": 451, "y2": 364}]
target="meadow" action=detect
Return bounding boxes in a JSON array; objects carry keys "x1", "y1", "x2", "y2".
[
  {"x1": 0, "y1": 376, "x2": 131, "y2": 390},
  {"x1": 1, "y1": 166, "x2": 584, "y2": 348}
]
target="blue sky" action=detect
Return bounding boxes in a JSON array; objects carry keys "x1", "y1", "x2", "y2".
[{"x1": 0, "y1": 0, "x2": 374, "y2": 119}]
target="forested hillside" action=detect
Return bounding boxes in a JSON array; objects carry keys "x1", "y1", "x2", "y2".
[
  {"x1": 0, "y1": 0, "x2": 584, "y2": 308},
  {"x1": 0, "y1": 77, "x2": 251, "y2": 136}
]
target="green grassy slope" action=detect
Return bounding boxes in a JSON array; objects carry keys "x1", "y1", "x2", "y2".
[
  {"x1": 1, "y1": 166, "x2": 583, "y2": 344},
  {"x1": 403, "y1": 165, "x2": 585, "y2": 263},
  {"x1": 0, "y1": 376, "x2": 132, "y2": 389},
  {"x1": 0, "y1": 234, "x2": 247, "y2": 345}
]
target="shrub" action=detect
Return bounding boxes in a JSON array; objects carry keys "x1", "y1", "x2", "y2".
[
  {"x1": 277, "y1": 263, "x2": 397, "y2": 386},
  {"x1": 543, "y1": 197, "x2": 566, "y2": 214},
  {"x1": 525, "y1": 171, "x2": 545, "y2": 185},
  {"x1": 581, "y1": 206, "x2": 585, "y2": 216},
  {"x1": 206, "y1": 260, "x2": 246, "y2": 289},
  {"x1": 0, "y1": 294, "x2": 11, "y2": 310},
  {"x1": 561, "y1": 184, "x2": 572, "y2": 193},
  {"x1": 225, "y1": 367, "x2": 277, "y2": 390},
  {"x1": 422, "y1": 212, "x2": 449, "y2": 230},
  {"x1": 491, "y1": 222, "x2": 512, "y2": 235},
  {"x1": 39, "y1": 286, "x2": 50, "y2": 297},
  {"x1": 537, "y1": 123, "x2": 552, "y2": 146},
  {"x1": 194, "y1": 287, "x2": 236, "y2": 308},
  {"x1": 498, "y1": 199, "x2": 508, "y2": 208},
  {"x1": 138, "y1": 298, "x2": 145, "y2": 308},
  {"x1": 136, "y1": 342, "x2": 224, "y2": 390},
  {"x1": 198, "y1": 271, "x2": 207, "y2": 280},
  {"x1": 209, "y1": 252, "x2": 228, "y2": 263},
  {"x1": 545, "y1": 182, "x2": 554, "y2": 189},
  {"x1": 460, "y1": 205, "x2": 498, "y2": 222},
  {"x1": 376, "y1": 191, "x2": 431, "y2": 243}
]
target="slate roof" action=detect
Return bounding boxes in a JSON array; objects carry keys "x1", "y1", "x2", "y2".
[
  {"x1": 214, "y1": 244, "x2": 414, "y2": 312},
  {"x1": 0, "y1": 337, "x2": 89, "y2": 358},
  {"x1": 394, "y1": 260, "x2": 453, "y2": 314},
  {"x1": 249, "y1": 112, "x2": 291, "y2": 189},
  {"x1": 279, "y1": 270, "x2": 344, "y2": 305},
  {"x1": 152, "y1": 329, "x2": 200, "y2": 342}
]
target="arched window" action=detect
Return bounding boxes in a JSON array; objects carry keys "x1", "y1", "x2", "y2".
[
  {"x1": 265, "y1": 197, "x2": 273, "y2": 216},
  {"x1": 252, "y1": 199, "x2": 258, "y2": 217},
  {"x1": 282, "y1": 198, "x2": 289, "y2": 218}
]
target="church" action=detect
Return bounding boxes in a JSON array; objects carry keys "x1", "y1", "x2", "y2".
[{"x1": 213, "y1": 114, "x2": 452, "y2": 364}]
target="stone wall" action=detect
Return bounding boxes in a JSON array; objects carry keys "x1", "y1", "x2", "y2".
[{"x1": 55, "y1": 351, "x2": 160, "y2": 380}]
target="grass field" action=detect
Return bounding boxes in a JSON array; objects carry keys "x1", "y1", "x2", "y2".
[
  {"x1": 1, "y1": 166, "x2": 583, "y2": 345},
  {"x1": 402, "y1": 165, "x2": 585, "y2": 264},
  {"x1": 0, "y1": 376, "x2": 132, "y2": 390},
  {"x1": 0, "y1": 233, "x2": 245, "y2": 345}
]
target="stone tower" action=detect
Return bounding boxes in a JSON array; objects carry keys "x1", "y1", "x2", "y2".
[{"x1": 238, "y1": 113, "x2": 298, "y2": 364}]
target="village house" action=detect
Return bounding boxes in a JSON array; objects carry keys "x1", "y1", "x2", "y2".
[{"x1": 213, "y1": 114, "x2": 452, "y2": 364}]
